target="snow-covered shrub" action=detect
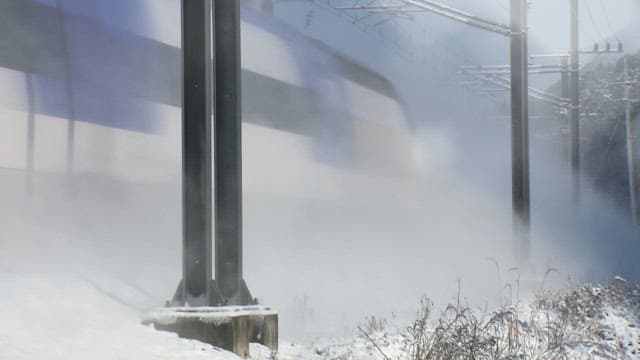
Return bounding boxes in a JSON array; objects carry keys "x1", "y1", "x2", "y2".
[{"x1": 404, "y1": 279, "x2": 637, "y2": 359}]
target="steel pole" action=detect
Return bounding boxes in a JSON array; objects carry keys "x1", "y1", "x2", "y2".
[
  {"x1": 521, "y1": 1, "x2": 530, "y2": 247},
  {"x1": 56, "y1": 0, "x2": 76, "y2": 177},
  {"x1": 510, "y1": 0, "x2": 530, "y2": 260},
  {"x1": 25, "y1": 2, "x2": 36, "y2": 195},
  {"x1": 561, "y1": 57, "x2": 570, "y2": 163},
  {"x1": 26, "y1": 73, "x2": 35, "y2": 195},
  {"x1": 569, "y1": 0, "x2": 580, "y2": 207},
  {"x1": 624, "y1": 56, "x2": 638, "y2": 225},
  {"x1": 214, "y1": 0, "x2": 248, "y2": 304},
  {"x1": 181, "y1": 0, "x2": 213, "y2": 306}
]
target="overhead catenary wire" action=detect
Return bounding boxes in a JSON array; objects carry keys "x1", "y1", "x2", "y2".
[
  {"x1": 598, "y1": 0, "x2": 619, "y2": 41},
  {"x1": 278, "y1": 0, "x2": 417, "y2": 62},
  {"x1": 464, "y1": 72, "x2": 566, "y2": 107},
  {"x1": 494, "y1": 0, "x2": 509, "y2": 14},
  {"x1": 583, "y1": 0, "x2": 604, "y2": 42}
]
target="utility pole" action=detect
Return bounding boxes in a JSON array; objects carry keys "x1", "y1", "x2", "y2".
[
  {"x1": 531, "y1": 37, "x2": 622, "y2": 201},
  {"x1": 26, "y1": 73, "x2": 35, "y2": 195},
  {"x1": 569, "y1": 0, "x2": 580, "y2": 207},
  {"x1": 155, "y1": 2, "x2": 277, "y2": 354},
  {"x1": 336, "y1": 0, "x2": 536, "y2": 259},
  {"x1": 510, "y1": 0, "x2": 530, "y2": 260},
  {"x1": 624, "y1": 56, "x2": 638, "y2": 225},
  {"x1": 174, "y1": 0, "x2": 253, "y2": 306},
  {"x1": 561, "y1": 57, "x2": 570, "y2": 163},
  {"x1": 179, "y1": 0, "x2": 213, "y2": 306},
  {"x1": 521, "y1": 1, "x2": 530, "y2": 255},
  {"x1": 214, "y1": 0, "x2": 254, "y2": 305},
  {"x1": 57, "y1": 0, "x2": 76, "y2": 177},
  {"x1": 25, "y1": 1, "x2": 36, "y2": 195}
]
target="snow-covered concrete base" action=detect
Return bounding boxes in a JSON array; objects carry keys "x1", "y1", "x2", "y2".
[
  {"x1": 144, "y1": 305, "x2": 277, "y2": 326},
  {"x1": 144, "y1": 305, "x2": 278, "y2": 357}
]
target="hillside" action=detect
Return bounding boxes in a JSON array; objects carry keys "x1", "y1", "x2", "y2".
[{"x1": 545, "y1": 51, "x2": 640, "y2": 212}]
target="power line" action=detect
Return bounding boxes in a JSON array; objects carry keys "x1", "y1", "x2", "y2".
[
  {"x1": 597, "y1": 0, "x2": 619, "y2": 41},
  {"x1": 277, "y1": 0, "x2": 416, "y2": 62},
  {"x1": 494, "y1": 0, "x2": 508, "y2": 14},
  {"x1": 583, "y1": 0, "x2": 604, "y2": 41}
]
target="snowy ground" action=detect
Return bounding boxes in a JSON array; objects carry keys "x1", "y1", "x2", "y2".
[
  {"x1": 3, "y1": 272, "x2": 640, "y2": 359},
  {"x1": 274, "y1": 280, "x2": 640, "y2": 359},
  {"x1": 0, "y1": 271, "x2": 402, "y2": 360},
  {"x1": 0, "y1": 273, "x2": 239, "y2": 360}
]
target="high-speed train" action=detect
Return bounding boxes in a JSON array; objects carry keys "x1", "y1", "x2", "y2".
[{"x1": 0, "y1": 0, "x2": 422, "y2": 198}]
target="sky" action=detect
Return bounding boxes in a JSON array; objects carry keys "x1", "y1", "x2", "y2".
[
  {"x1": 407, "y1": 0, "x2": 637, "y2": 51},
  {"x1": 527, "y1": 0, "x2": 636, "y2": 52}
]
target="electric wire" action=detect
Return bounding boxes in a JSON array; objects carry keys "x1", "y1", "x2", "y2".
[
  {"x1": 277, "y1": 0, "x2": 416, "y2": 62},
  {"x1": 583, "y1": 0, "x2": 604, "y2": 41},
  {"x1": 494, "y1": 0, "x2": 508, "y2": 14},
  {"x1": 580, "y1": 0, "x2": 600, "y2": 45},
  {"x1": 597, "y1": 0, "x2": 619, "y2": 41}
]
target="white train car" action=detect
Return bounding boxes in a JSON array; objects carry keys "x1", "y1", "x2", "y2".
[{"x1": 0, "y1": 0, "x2": 422, "y2": 200}]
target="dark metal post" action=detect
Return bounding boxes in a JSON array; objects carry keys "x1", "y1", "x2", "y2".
[
  {"x1": 510, "y1": 0, "x2": 530, "y2": 260},
  {"x1": 569, "y1": 0, "x2": 580, "y2": 206},
  {"x1": 624, "y1": 56, "x2": 638, "y2": 225},
  {"x1": 26, "y1": 73, "x2": 35, "y2": 194},
  {"x1": 521, "y1": 1, "x2": 530, "y2": 245},
  {"x1": 214, "y1": 0, "x2": 251, "y2": 305},
  {"x1": 56, "y1": 0, "x2": 76, "y2": 177},
  {"x1": 561, "y1": 58, "x2": 570, "y2": 101},
  {"x1": 180, "y1": 0, "x2": 213, "y2": 306},
  {"x1": 561, "y1": 57, "x2": 570, "y2": 163},
  {"x1": 25, "y1": 2, "x2": 36, "y2": 194}
]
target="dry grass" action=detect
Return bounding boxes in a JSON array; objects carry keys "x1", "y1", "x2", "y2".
[{"x1": 404, "y1": 278, "x2": 638, "y2": 359}]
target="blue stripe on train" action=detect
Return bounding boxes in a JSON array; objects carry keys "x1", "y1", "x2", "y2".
[{"x1": 29, "y1": 74, "x2": 157, "y2": 133}]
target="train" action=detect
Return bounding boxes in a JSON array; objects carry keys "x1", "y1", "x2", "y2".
[{"x1": 0, "y1": 0, "x2": 422, "y2": 199}]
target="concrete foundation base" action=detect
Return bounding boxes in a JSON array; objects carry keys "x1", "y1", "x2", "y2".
[{"x1": 143, "y1": 306, "x2": 278, "y2": 358}]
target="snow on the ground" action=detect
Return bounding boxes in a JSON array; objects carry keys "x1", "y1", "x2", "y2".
[
  {"x1": 603, "y1": 305, "x2": 640, "y2": 357},
  {"x1": 3, "y1": 272, "x2": 640, "y2": 359},
  {"x1": 272, "y1": 281, "x2": 640, "y2": 359},
  {"x1": 0, "y1": 273, "x2": 239, "y2": 360},
  {"x1": 264, "y1": 331, "x2": 410, "y2": 360},
  {"x1": 0, "y1": 272, "x2": 404, "y2": 360},
  {"x1": 0, "y1": 271, "x2": 407, "y2": 360}
]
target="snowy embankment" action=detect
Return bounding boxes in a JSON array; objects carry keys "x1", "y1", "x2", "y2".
[
  {"x1": 3, "y1": 272, "x2": 640, "y2": 359},
  {"x1": 0, "y1": 274, "x2": 239, "y2": 360},
  {"x1": 283, "y1": 279, "x2": 640, "y2": 360},
  {"x1": 0, "y1": 272, "x2": 398, "y2": 359}
]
